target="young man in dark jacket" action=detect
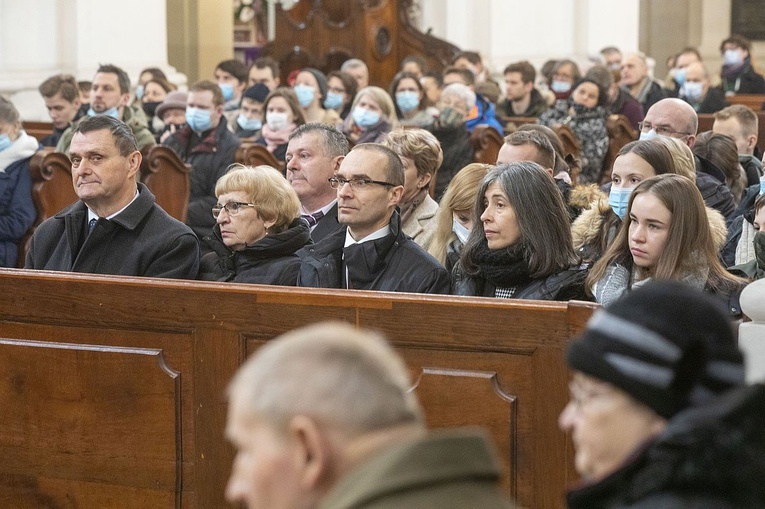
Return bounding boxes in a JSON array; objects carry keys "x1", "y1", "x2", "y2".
[
  {"x1": 297, "y1": 143, "x2": 449, "y2": 294},
  {"x1": 163, "y1": 80, "x2": 241, "y2": 242}
]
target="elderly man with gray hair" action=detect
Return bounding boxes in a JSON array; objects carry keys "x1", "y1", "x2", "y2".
[{"x1": 225, "y1": 322, "x2": 514, "y2": 509}]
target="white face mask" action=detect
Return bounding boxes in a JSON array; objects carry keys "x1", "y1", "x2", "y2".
[
  {"x1": 266, "y1": 111, "x2": 289, "y2": 130},
  {"x1": 452, "y1": 219, "x2": 470, "y2": 244}
]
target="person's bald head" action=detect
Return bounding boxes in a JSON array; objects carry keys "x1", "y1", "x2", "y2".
[
  {"x1": 644, "y1": 98, "x2": 698, "y2": 148},
  {"x1": 621, "y1": 53, "x2": 648, "y2": 87}
]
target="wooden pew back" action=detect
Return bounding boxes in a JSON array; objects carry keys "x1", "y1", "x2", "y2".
[
  {"x1": 728, "y1": 94, "x2": 765, "y2": 112},
  {"x1": 470, "y1": 125, "x2": 504, "y2": 165},
  {"x1": 601, "y1": 114, "x2": 638, "y2": 184},
  {"x1": 140, "y1": 146, "x2": 191, "y2": 222},
  {"x1": 698, "y1": 111, "x2": 765, "y2": 153},
  {"x1": 0, "y1": 270, "x2": 596, "y2": 508},
  {"x1": 22, "y1": 121, "x2": 54, "y2": 144},
  {"x1": 235, "y1": 142, "x2": 283, "y2": 171}
]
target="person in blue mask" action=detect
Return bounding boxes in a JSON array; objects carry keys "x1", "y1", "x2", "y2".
[
  {"x1": 235, "y1": 83, "x2": 269, "y2": 140},
  {"x1": 0, "y1": 97, "x2": 38, "y2": 267},
  {"x1": 214, "y1": 59, "x2": 248, "y2": 132},
  {"x1": 678, "y1": 62, "x2": 728, "y2": 114},
  {"x1": 341, "y1": 86, "x2": 397, "y2": 144},
  {"x1": 292, "y1": 68, "x2": 340, "y2": 127},
  {"x1": 719, "y1": 34, "x2": 765, "y2": 96},
  {"x1": 56, "y1": 64, "x2": 155, "y2": 155},
  {"x1": 549, "y1": 59, "x2": 581, "y2": 102},
  {"x1": 389, "y1": 71, "x2": 436, "y2": 127},
  {"x1": 325, "y1": 71, "x2": 357, "y2": 121},
  {"x1": 572, "y1": 138, "x2": 698, "y2": 264},
  {"x1": 163, "y1": 80, "x2": 241, "y2": 246}
]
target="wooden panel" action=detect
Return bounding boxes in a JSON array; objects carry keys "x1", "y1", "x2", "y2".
[
  {"x1": 22, "y1": 121, "x2": 54, "y2": 143},
  {"x1": 0, "y1": 337, "x2": 180, "y2": 508},
  {"x1": 600, "y1": 114, "x2": 637, "y2": 184},
  {"x1": 471, "y1": 125, "x2": 504, "y2": 165},
  {"x1": 0, "y1": 270, "x2": 597, "y2": 509},
  {"x1": 728, "y1": 93, "x2": 765, "y2": 111},
  {"x1": 140, "y1": 146, "x2": 191, "y2": 222}
]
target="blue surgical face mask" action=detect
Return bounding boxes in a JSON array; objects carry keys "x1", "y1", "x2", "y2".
[
  {"x1": 0, "y1": 134, "x2": 12, "y2": 152},
  {"x1": 673, "y1": 68, "x2": 686, "y2": 86},
  {"x1": 323, "y1": 91, "x2": 344, "y2": 110},
  {"x1": 352, "y1": 107, "x2": 380, "y2": 128},
  {"x1": 293, "y1": 84, "x2": 316, "y2": 108},
  {"x1": 88, "y1": 106, "x2": 120, "y2": 118},
  {"x1": 551, "y1": 80, "x2": 572, "y2": 94},
  {"x1": 219, "y1": 83, "x2": 234, "y2": 102},
  {"x1": 760, "y1": 175, "x2": 765, "y2": 196},
  {"x1": 608, "y1": 186, "x2": 633, "y2": 219},
  {"x1": 723, "y1": 49, "x2": 743, "y2": 66},
  {"x1": 452, "y1": 219, "x2": 470, "y2": 244},
  {"x1": 186, "y1": 107, "x2": 213, "y2": 133},
  {"x1": 135, "y1": 85, "x2": 145, "y2": 100},
  {"x1": 237, "y1": 113, "x2": 262, "y2": 132},
  {"x1": 681, "y1": 81, "x2": 704, "y2": 102},
  {"x1": 396, "y1": 91, "x2": 420, "y2": 113},
  {"x1": 639, "y1": 128, "x2": 659, "y2": 141}
]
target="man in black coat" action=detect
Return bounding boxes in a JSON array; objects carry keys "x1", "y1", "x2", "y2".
[
  {"x1": 297, "y1": 143, "x2": 450, "y2": 294},
  {"x1": 25, "y1": 116, "x2": 199, "y2": 278},
  {"x1": 678, "y1": 62, "x2": 729, "y2": 114},
  {"x1": 285, "y1": 123, "x2": 348, "y2": 243},
  {"x1": 163, "y1": 80, "x2": 241, "y2": 242}
]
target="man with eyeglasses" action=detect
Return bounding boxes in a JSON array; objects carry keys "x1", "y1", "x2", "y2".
[
  {"x1": 640, "y1": 98, "x2": 735, "y2": 219},
  {"x1": 26, "y1": 115, "x2": 200, "y2": 278},
  {"x1": 296, "y1": 143, "x2": 449, "y2": 293}
]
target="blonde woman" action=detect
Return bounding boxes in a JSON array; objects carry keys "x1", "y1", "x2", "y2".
[
  {"x1": 341, "y1": 86, "x2": 398, "y2": 144},
  {"x1": 199, "y1": 165, "x2": 310, "y2": 284}
]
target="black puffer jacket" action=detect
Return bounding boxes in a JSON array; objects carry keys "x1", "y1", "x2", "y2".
[
  {"x1": 199, "y1": 218, "x2": 310, "y2": 285},
  {"x1": 566, "y1": 383, "x2": 765, "y2": 509}
]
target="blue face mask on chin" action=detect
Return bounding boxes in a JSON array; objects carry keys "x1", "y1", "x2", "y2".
[
  {"x1": 323, "y1": 92, "x2": 344, "y2": 110},
  {"x1": 88, "y1": 106, "x2": 120, "y2": 119},
  {"x1": 236, "y1": 113, "x2": 262, "y2": 132},
  {"x1": 219, "y1": 83, "x2": 234, "y2": 102},
  {"x1": 186, "y1": 107, "x2": 213, "y2": 133},
  {"x1": 608, "y1": 186, "x2": 633, "y2": 219},
  {"x1": 0, "y1": 134, "x2": 12, "y2": 152}
]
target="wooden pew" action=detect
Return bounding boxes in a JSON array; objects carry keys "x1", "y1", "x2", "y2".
[
  {"x1": 728, "y1": 93, "x2": 765, "y2": 111},
  {"x1": 18, "y1": 150, "x2": 79, "y2": 266},
  {"x1": 470, "y1": 125, "x2": 504, "y2": 165},
  {"x1": 22, "y1": 121, "x2": 54, "y2": 144},
  {"x1": 501, "y1": 115, "x2": 539, "y2": 133},
  {"x1": 0, "y1": 269, "x2": 596, "y2": 508},
  {"x1": 140, "y1": 146, "x2": 191, "y2": 222},
  {"x1": 600, "y1": 114, "x2": 637, "y2": 184},
  {"x1": 235, "y1": 141, "x2": 283, "y2": 170}
]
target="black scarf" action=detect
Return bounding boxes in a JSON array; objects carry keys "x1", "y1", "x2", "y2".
[{"x1": 473, "y1": 240, "x2": 533, "y2": 288}]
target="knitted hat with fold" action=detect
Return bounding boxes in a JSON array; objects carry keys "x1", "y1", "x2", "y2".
[{"x1": 567, "y1": 281, "x2": 745, "y2": 419}]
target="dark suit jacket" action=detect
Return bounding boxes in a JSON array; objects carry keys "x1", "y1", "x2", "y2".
[{"x1": 310, "y1": 202, "x2": 342, "y2": 243}]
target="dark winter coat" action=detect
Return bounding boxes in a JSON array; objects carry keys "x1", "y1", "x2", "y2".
[
  {"x1": 25, "y1": 183, "x2": 200, "y2": 279},
  {"x1": 198, "y1": 217, "x2": 310, "y2": 284},
  {"x1": 296, "y1": 211, "x2": 450, "y2": 294},
  {"x1": 566, "y1": 383, "x2": 765, "y2": 508},
  {"x1": 498, "y1": 88, "x2": 549, "y2": 118},
  {"x1": 429, "y1": 123, "x2": 474, "y2": 202},
  {"x1": 163, "y1": 118, "x2": 241, "y2": 240},
  {"x1": 0, "y1": 155, "x2": 37, "y2": 267}
]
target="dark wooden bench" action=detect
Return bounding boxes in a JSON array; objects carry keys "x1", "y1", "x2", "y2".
[
  {"x1": 728, "y1": 93, "x2": 765, "y2": 111},
  {"x1": 235, "y1": 141, "x2": 282, "y2": 170},
  {"x1": 600, "y1": 114, "x2": 637, "y2": 184},
  {"x1": 0, "y1": 269, "x2": 597, "y2": 508},
  {"x1": 470, "y1": 125, "x2": 504, "y2": 165},
  {"x1": 140, "y1": 146, "x2": 191, "y2": 222},
  {"x1": 698, "y1": 110, "x2": 765, "y2": 153}
]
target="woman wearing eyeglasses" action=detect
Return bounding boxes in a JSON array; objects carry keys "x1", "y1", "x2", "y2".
[{"x1": 198, "y1": 164, "x2": 310, "y2": 284}]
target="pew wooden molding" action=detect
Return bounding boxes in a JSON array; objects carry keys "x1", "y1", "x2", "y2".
[
  {"x1": 235, "y1": 141, "x2": 282, "y2": 169},
  {"x1": 727, "y1": 93, "x2": 765, "y2": 111},
  {"x1": 140, "y1": 146, "x2": 191, "y2": 222},
  {"x1": 470, "y1": 125, "x2": 504, "y2": 165},
  {"x1": 698, "y1": 111, "x2": 765, "y2": 154},
  {"x1": 22, "y1": 121, "x2": 54, "y2": 144},
  {"x1": 600, "y1": 114, "x2": 637, "y2": 184},
  {"x1": 0, "y1": 269, "x2": 596, "y2": 508}
]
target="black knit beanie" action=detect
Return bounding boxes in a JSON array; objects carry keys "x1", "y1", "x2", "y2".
[{"x1": 567, "y1": 281, "x2": 745, "y2": 419}]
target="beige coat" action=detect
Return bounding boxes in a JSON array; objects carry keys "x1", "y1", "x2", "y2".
[{"x1": 402, "y1": 194, "x2": 439, "y2": 252}]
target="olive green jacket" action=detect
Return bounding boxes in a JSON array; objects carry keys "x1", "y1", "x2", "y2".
[{"x1": 56, "y1": 104, "x2": 156, "y2": 155}]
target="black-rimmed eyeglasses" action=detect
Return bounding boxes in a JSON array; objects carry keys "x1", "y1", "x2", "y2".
[
  {"x1": 212, "y1": 201, "x2": 255, "y2": 218},
  {"x1": 328, "y1": 176, "x2": 395, "y2": 190}
]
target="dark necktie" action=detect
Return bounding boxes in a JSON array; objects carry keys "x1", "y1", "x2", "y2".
[
  {"x1": 88, "y1": 218, "x2": 98, "y2": 234},
  {"x1": 301, "y1": 210, "x2": 325, "y2": 227}
]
